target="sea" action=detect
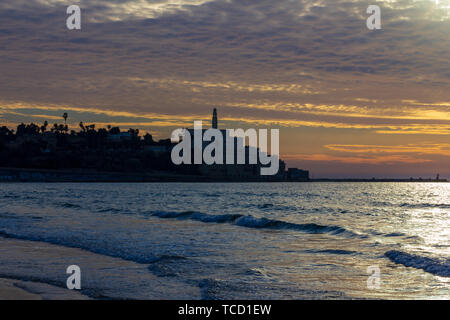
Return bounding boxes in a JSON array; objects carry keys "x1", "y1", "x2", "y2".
[{"x1": 0, "y1": 182, "x2": 449, "y2": 299}]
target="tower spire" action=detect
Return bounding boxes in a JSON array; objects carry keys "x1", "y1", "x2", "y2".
[{"x1": 212, "y1": 108, "x2": 218, "y2": 129}]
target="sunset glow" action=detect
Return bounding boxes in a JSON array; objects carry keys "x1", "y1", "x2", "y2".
[{"x1": 0, "y1": 0, "x2": 449, "y2": 177}]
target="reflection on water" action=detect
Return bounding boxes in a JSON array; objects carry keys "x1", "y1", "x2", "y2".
[{"x1": 0, "y1": 182, "x2": 449, "y2": 299}]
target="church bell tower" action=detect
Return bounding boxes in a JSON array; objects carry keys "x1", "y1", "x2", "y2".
[{"x1": 212, "y1": 108, "x2": 218, "y2": 129}]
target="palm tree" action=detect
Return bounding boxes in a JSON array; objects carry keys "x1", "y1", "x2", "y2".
[
  {"x1": 41, "y1": 121, "x2": 48, "y2": 133},
  {"x1": 63, "y1": 113, "x2": 68, "y2": 125}
]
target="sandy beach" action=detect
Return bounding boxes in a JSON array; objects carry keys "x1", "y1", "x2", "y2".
[{"x1": 0, "y1": 277, "x2": 89, "y2": 300}]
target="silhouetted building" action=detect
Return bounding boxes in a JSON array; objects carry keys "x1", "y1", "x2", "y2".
[
  {"x1": 107, "y1": 132, "x2": 132, "y2": 142},
  {"x1": 287, "y1": 168, "x2": 309, "y2": 181},
  {"x1": 145, "y1": 145, "x2": 167, "y2": 155},
  {"x1": 0, "y1": 112, "x2": 311, "y2": 181},
  {"x1": 183, "y1": 109, "x2": 286, "y2": 180},
  {"x1": 212, "y1": 108, "x2": 218, "y2": 129}
]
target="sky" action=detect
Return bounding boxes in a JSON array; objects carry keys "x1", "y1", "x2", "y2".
[{"x1": 0, "y1": 0, "x2": 449, "y2": 178}]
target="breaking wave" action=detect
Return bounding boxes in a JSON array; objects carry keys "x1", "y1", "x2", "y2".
[
  {"x1": 385, "y1": 250, "x2": 450, "y2": 277},
  {"x1": 57, "y1": 202, "x2": 82, "y2": 209},
  {"x1": 304, "y1": 249, "x2": 359, "y2": 255},
  {"x1": 150, "y1": 211, "x2": 360, "y2": 238}
]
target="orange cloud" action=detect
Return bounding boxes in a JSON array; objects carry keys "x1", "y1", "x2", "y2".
[
  {"x1": 324, "y1": 143, "x2": 450, "y2": 156},
  {"x1": 283, "y1": 153, "x2": 432, "y2": 164},
  {"x1": 2, "y1": 100, "x2": 450, "y2": 136}
]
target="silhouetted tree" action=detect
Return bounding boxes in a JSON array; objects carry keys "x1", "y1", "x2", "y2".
[
  {"x1": 41, "y1": 121, "x2": 48, "y2": 133},
  {"x1": 16, "y1": 123, "x2": 40, "y2": 136},
  {"x1": 109, "y1": 127, "x2": 120, "y2": 135},
  {"x1": 0, "y1": 120, "x2": 187, "y2": 175},
  {"x1": 0, "y1": 126, "x2": 12, "y2": 137}
]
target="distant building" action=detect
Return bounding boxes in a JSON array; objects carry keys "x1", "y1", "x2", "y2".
[
  {"x1": 144, "y1": 145, "x2": 167, "y2": 155},
  {"x1": 66, "y1": 135, "x2": 85, "y2": 147},
  {"x1": 287, "y1": 168, "x2": 309, "y2": 181},
  {"x1": 212, "y1": 108, "x2": 218, "y2": 129},
  {"x1": 107, "y1": 132, "x2": 133, "y2": 142},
  {"x1": 182, "y1": 109, "x2": 286, "y2": 180}
]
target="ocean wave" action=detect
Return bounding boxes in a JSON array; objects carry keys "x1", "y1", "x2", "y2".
[
  {"x1": 242, "y1": 202, "x2": 297, "y2": 212},
  {"x1": 242, "y1": 268, "x2": 271, "y2": 278},
  {"x1": 147, "y1": 255, "x2": 189, "y2": 277},
  {"x1": 1, "y1": 194, "x2": 20, "y2": 199},
  {"x1": 258, "y1": 203, "x2": 274, "y2": 209},
  {"x1": 97, "y1": 207, "x2": 126, "y2": 214},
  {"x1": 198, "y1": 278, "x2": 349, "y2": 300},
  {"x1": 0, "y1": 212, "x2": 44, "y2": 221},
  {"x1": 151, "y1": 211, "x2": 242, "y2": 223},
  {"x1": 201, "y1": 193, "x2": 221, "y2": 198},
  {"x1": 0, "y1": 229, "x2": 157, "y2": 264},
  {"x1": 304, "y1": 249, "x2": 359, "y2": 255},
  {"x1": 400, "y1": 203, "x2": 450, "y2": 209},
  {"x1": 385, "y1": 250, "x2": 450, "y2": 277},
  {"x1": 384, "y1": 232, "x2": 406, "y2": 237},
  {"x1": 150, "y1": 211, "x2": 360, "y2": 238},
  {"x1": 57, "y1": 202, "x2": 82, "y2": 209},
  {"x1": 0, "y1": 212, "x2": 20, "y2": 219},
  {"x1": 0, "y1": 230, "x2": 14, "y2": 238},
  {"x1": 148, "y1": 255, "x2": 188, "y2": 264}
]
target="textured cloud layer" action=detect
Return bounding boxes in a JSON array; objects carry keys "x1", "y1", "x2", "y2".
[{"x1": 0, "y1": 0, "x2": 449, "y2": 176}]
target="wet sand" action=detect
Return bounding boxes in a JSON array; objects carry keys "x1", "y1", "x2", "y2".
[
  {"x1": 0, "y1": 237, "x2": 201, "y2": 300},
  {"x1": 0, "y1": 277, "x2": 89, "y2": 300}
]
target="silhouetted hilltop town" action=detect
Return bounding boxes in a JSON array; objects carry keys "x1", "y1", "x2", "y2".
[{"x1": 0, "y1": 110, "x2": 309, "y2": 182}]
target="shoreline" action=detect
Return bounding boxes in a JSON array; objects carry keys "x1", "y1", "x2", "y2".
[
  {"x1": 0, "y1": 167, "x2": 291, "y2": 183},
  {"x1": 0, "y1": 236, "x2": 201, "y2": 300},
  {"x1": 0, "y1": 277, "x2": 90, "y2": 300},
  {"x1": 0, "y1": 167, "x2": 446, "y2": 183}
]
